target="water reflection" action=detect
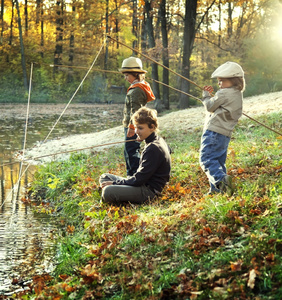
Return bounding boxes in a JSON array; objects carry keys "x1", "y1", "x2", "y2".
[{"x1": 0, "y1": 104, "x2": 123, "y2": 294}]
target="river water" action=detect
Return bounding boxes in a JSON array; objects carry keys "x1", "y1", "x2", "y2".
[{"x1": 0, "y1": 103, "x2": 123, "y2": 296}]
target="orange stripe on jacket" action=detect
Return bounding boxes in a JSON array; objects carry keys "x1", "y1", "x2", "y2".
[{"x1": 127, "y1": 81, "x2": 155, "y2": 103}]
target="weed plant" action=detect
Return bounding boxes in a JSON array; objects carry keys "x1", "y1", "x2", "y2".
[{"x1": 25, "y1": 112, "x2": 281, "y2": 300}]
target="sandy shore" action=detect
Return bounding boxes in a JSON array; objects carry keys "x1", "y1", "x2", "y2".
[{"x1": 21, "y1": 91, "x2": 282, "y2": 164}]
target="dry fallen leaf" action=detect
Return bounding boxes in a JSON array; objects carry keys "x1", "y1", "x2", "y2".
[{"x1": 247, "y1": 269, "x2": 256, "y2": 289}]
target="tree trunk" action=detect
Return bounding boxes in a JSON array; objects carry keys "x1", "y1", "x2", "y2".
[
  {"x1": 228, "y1": 2, "x2": 233, "y2": 37},
  {"x1": 160, "y1": 0, "x2": 169, "y2": 109},
  {"x1": 144, "y1": 0, "x2": 160, "y2": 100},
  {"x1": 104, "y1": 0, "x2": 109, "y2": 70},
  {"x1": 9, "y1": 0, "x2": 14, "y2": 47},
  {"x1": 53, "y1": 0, "x2": 64, "y2": 74},
  {"x1": 218, "y1": 0, "x2": 221, "y2": 47},
  {"x1": 15, "y1": 0, "x2": 28, "y2": 90},
  {"x1": 141, "y1": 10, "x2": 147, "y2": 51},
  {"x1": 0, "y1": 0, "x2": 4, "y2": 44},
  {"x1": 67, "y1": 1, "x2": 75, "y2": 83},
  {"x1": 132, "y1": 0, "x2": 138, "y2": 52},
  {"x1": 36, "y1": 0, "x2": 44, "y2": 57},
  {"x1": 40, "y1": 2, "x2": 44, "y2": 58},
  {"x1": 114, "y1": 0, "x2": 119, "y2": 49},
  {"x1": 69, "y1": 3, "x2": 75, "y2": 65},
  {"x1": 24, "y1": 0, "x2": 28, "y2": 35},
  {"x1": 179, "y1": 0, "x2": 197, "y2": 109}
]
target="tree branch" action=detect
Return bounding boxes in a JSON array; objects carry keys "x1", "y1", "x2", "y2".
[{"x1": 196, "y1": 36, "x2": 233, "y2": 53}]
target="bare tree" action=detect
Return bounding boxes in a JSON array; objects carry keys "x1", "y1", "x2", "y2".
[
  {"x1": 15, "y1": 0, "x2": 28, "y2": 90},
  {"x1": 144, "y1": 0, "x2": 160, "y2": 99},
  {"x1": 179, "y1": 0, "x2": 197, "y2": 109},
  {"x1": 36, "y1": 0, "x2": 44, "y2": 57},
  {"x1": 24, "y1": 0, "x2": 28, "y2": 34},
  {"x1": 0, "y1": 0, "x2": 4, "y2": 44},
  {"x1": 53, "y1": 0, "x2": 64, "y2": 74},
  {"x1": 160, "y1": 0, "x2": 169, "y2": 109},
  {"x1": 132, "y1": 0, "x2": 138, "y2": 51}
]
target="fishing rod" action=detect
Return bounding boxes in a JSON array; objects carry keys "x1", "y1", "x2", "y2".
[
  {"x1": 16, "y1": 62, "x2": 33, "y2": 199},
  {"x1": 36, "y1": 60, "x2": 282, "y2": 136},
  {"x1": 1, "y1": 139, "x2": 138, "y2": 167},
  {"x1": 107, "y1": 35, "x2": 282, "y2": 137},
  {"x1": 107, "y1": 35, "x2": 203, "y2": 90},
  {"x1": 35, "y1": 62, "x2": 120, "y2": 74},
  {"x1": 0, "y1": 39, "x2": 109, "y2": 210}
]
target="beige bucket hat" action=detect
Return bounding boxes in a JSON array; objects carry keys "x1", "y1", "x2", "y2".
[
  {"x1": 211, "y1": 61, "x2": 244, "y2": 78},
  {"x1": 119, "y1": 57, "x2": 147, "y2": 73}
]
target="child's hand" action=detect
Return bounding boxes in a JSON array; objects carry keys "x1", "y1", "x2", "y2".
[
  {"x1": 203, "y1": 86, "x2": 214, "y2": 94},
  {"x1": 100, "y1": 181, "x2": 113, "y2": 188},
  {"x1": 127, "y1": 127, "x2": 135, "y2": 137}
]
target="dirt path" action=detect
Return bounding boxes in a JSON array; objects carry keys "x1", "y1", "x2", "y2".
[{"x1": 22, "y1": 91, "x2": 282, "y2": 164}]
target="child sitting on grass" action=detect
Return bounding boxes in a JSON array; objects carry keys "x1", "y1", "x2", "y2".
[
  {"x1": 99, "y1": 107, "x2": 171, "y2": 205},
  {"x1": 200, "y1": 61, "x2": 245, "y2": 196}
]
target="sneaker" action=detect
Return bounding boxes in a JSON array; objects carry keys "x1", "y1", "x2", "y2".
[
  {"x1": 218, "y1": 175, "x2": 235, "y2": 196},
  {"x1": 206, "y1": 189, "x2": 218, "y2": 196}
]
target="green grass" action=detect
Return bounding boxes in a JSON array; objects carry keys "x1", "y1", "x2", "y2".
[{"x1": 24, "y1": 112, "x2": 282, "y2": 299}]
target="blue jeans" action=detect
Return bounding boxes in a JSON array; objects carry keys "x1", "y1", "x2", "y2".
[
  {"x1": 124, "y1": 128, "x2": 141, "y2": 176},
  {"x1": 199, "y1": 130, "x2": 230, "y2": 192}
]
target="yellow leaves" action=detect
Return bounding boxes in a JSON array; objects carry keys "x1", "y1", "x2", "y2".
[
  {"x1": 162, "y1": 182, "x2": 192, "y2": 201},
  {"x1": 81, "y1": 264, "x2": 102, "y2": 284},
  {"x1": 32, "y1": 274, "x2": 52, "y2": 295},
  {"x1": 67, "y1": 225, "x2": 75, "y2": 234},
  {"x1": 61, "y1": 282, "x2": 75, "y2": 293},
  {"x1": 237, "y1": 167, "x2": 245, "y2": 174}
]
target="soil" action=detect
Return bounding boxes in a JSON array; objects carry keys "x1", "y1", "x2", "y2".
[{"x1": 15, "y1": 91, "x2": 282, "y2": 164}]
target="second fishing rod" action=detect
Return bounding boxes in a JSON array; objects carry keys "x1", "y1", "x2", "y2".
[{"x1": 106, "y1": 35, "x2": 281, "y2": 137}]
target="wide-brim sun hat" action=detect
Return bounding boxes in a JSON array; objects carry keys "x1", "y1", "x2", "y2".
[
  {"x1": 119, "y1": 57, "x2": 147, "y2": 73},
  {"x1": 211, "y1": 61, "x2": 244, "y2": 78}
]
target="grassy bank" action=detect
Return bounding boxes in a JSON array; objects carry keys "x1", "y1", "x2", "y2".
[{"x1": 22, "y1": 112, "x2": 281, "y2": 300}]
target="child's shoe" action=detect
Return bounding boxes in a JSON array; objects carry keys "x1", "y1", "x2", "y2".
[{"x1": 218, "y1": 175, "x2": 235, "y2": 196}]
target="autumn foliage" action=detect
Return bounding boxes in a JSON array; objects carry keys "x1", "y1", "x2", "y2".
[{"x1": 14, "y1": 112, "x2": 282, "y2": 299}]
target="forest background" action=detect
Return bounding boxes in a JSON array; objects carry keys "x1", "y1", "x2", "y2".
[{"x1": 1, "y1": 0, "x2": 282, "y2": 109}]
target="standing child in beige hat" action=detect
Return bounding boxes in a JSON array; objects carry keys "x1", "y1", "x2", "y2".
[
  {"x1": 120, "y1": 57, "x2": 155, "y2": 176},
  {"x1": 199, "y1": 61, "x2": 245, "y2": 196}
]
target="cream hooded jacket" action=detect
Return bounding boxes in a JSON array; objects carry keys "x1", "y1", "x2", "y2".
[{"x1": 202, "y1": 87, "x2": 243, "y2": 137}]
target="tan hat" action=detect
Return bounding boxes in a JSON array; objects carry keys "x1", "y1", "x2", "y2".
[
  {"x1": 211, "y1": 61, "x2": 244, "y2": 78},
  {"x1": 119, "y1": 57, "x2": 147, "y2": 73}
]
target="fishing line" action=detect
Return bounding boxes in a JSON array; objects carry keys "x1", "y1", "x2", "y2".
[
  {"x1": 17, "y1": 139, "x2": 138, "y2": 163},
  {"x1": 107, "y1": 35, "x2": 203, "y2": 90},
  {"x1": 107, "y1": 35, "x2": 282, "y2": 137},
  {"x1": 1, "y1": 63, "x2": 33, "y2": 212},
  {"x1": 1, "y1": 38, "x2": 108, "y2": 210},
  {"x1": 16, "y1": 62, "x2": 33, "y2": 199},
  {"x1": 43, "y1": 38, "x2": 108, "y2": 143},
  {"x1": 29, "y1": 61, "x2": 282, "y2": 137}
]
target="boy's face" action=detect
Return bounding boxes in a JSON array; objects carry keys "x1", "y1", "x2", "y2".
[
  {"x1": 123, "y1": 73, "x2": 137, "y2": 84},
  {"x1": 134, "y1": 122, "x2": 155, "y2": 141},
  {"x1": 217, "y1": 78, "x2": 233, "y2": 89}
]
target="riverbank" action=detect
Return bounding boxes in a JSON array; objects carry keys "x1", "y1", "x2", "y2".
[
  {"x1": 21, "y1": 109, "x2": 282, "y2": 299},
  {"x1": 20, "y1": 91, "x2": 282, "y2": 164}
]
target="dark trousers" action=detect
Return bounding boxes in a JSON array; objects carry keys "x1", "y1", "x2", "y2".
[
  {"x1": 124, "y1": 128, "x2": 141, "y2": 176},
  {"x1": 99, "y1": 173, "x2": 156, "y2": 205}
]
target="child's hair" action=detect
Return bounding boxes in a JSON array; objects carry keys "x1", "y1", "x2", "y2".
[
  {"x1": 229, "y1": 77, "x2": 246, "y2": 92},
  {"x1": 128, "y1": 72, "x2": 146, "y2": 81},
  {"x1": 132, "y1": 107, "x2": 159, "y2": 131}
]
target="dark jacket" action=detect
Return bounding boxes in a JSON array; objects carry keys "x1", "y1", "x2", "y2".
[{"x1": 114, "y1": 132, "x2": 171, "y2": 193}]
